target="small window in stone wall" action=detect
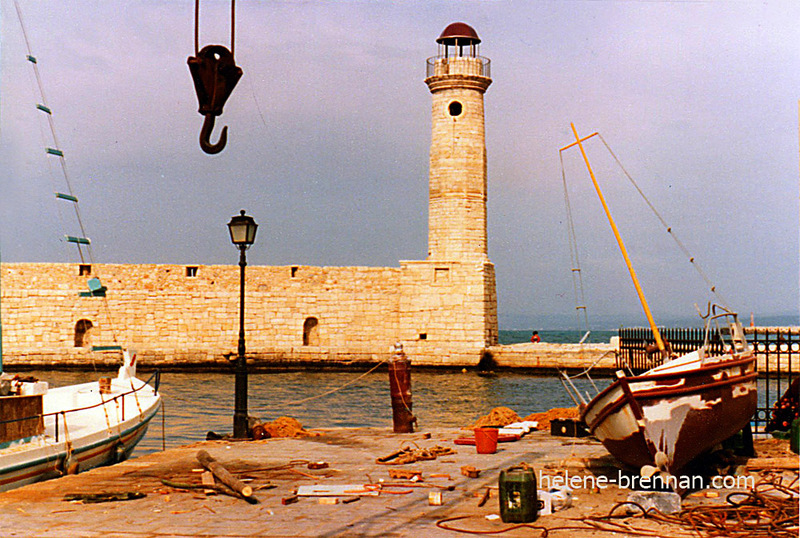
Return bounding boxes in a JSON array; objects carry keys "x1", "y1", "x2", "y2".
[
  {"x1": 291, "y1": 266, "x2": 299, "y2": 278},
  {"x1": 303, "y1": 317, "x2": 319, "y2": 346},
  {"x1": 419, "y1": 333, "x2": 427, "y2": 340},
  {"x1": 74, "y1": 319, "x2": 93, "y2": 348},
  {"x1": 79, "y1": 264, "x2": 92, "y2": 276},
  {"x1": 186, "y1": 266, "x2": 198, "y2": 277},
  {"x1": 434, "y1": 267, "x2": 449, "y2": 282}
]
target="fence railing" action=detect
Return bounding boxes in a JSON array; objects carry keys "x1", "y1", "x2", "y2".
[{"x1": 426, "y1": 55, "x2": 491, "y2": 78}]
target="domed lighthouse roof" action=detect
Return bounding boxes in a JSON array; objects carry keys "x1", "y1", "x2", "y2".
[{"x1": 436, "y1": 22, "x2": 481, "y2": 46}]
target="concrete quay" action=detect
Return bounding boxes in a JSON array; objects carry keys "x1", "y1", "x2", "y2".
[{"x1": 1, "y1": 427, "x2": 795, "y2": 537}]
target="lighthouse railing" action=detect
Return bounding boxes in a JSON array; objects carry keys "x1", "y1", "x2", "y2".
[{"x1": 426, "y1": 55, "x2": 491, "y2": 78}]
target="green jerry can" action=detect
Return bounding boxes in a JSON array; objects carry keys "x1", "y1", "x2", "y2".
[{"x1": 499, "y1": 465, "x2": 538, "y2": 523}]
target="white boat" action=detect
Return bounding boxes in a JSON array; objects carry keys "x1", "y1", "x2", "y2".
[{"x1": 0, "y1": 352, "x2": 161, "y2": 492}]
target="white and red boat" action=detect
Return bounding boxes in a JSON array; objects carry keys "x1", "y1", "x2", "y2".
[
  {"x1": 578, "y1": 308, "x2": 757, "y2": 474},
  {"x1": 560, "y1": 124, "x2": 757, "y2": 475},
  {"x1": 0, "y1": 352, "x2": 161, "y2": 492}
]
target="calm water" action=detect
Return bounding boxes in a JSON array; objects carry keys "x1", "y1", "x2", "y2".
[
  {"x1": 19, "y1": 329, "x2": 785, "y2": 458},
  {"x1": 30, "y1": 369, "x2": 604, "y2": 457}
]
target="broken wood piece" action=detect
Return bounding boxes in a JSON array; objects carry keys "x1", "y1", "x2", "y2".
[
  {"x1": 201, "y1": 471, "x2": 215, "y2": 487},
  {"x1": 388, "y1": 469, "x2": 422, "y2": 480},
  {"x1": 281, "y1": 495, "x2": 299, "y2": 505},
  {"x1": 62, "y1": 492, "x2": 146, "y2": 504},
  {"x1": 288, "y1": 468, "x2": 318, "y2": 479},
  {"x1": 342, "y1": 496, "x2": 360, "y2": 504},
  {"x1": 318, "y1": 497, "x2": 339, "y2": 505},
  {"x1": 196, "y1": 449, "x2": 254, "y2": 499},
  {"x1": 428, "y1": 491, "x2": 443, "y2": 505},
  {"x1": 160, "y1": 479, "x2": 241, "y2": 500},
  {"x1": 296, "y1": 485, "x2": 380, "y2": 497},
  {"x1": 376, "y1": 448, "x2": 408, "y2": 463},
  {"x1": 308, "y1": 461, "x2": 329, "y2": 470},
  {"x1": 461, "y1": 465, "x2": 481, "y2": 478},
  {"x1": 478, "y1": 487, "x2": 491, "y2": 507}
]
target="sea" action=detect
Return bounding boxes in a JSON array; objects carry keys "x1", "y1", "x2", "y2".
[{"x1": 23, "y1": 329, "x2": 779, "y2": 457}]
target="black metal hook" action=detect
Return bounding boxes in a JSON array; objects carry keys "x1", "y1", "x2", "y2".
[{"x1": 199, "y1": 114, "x2": 227, "y2": 154}]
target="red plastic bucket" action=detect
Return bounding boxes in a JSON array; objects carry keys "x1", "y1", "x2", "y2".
[{"x1": 474, "y1": 427, "x2": 499, "y2": 454}]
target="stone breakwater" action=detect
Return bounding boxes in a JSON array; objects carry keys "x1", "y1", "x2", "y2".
[{"x1": 1, "y1": 343, "x2": 616, "y2": 372}]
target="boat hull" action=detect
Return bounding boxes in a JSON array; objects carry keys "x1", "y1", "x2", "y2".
[
  {"x1": 581, "y1": 352, "x2": 757, "y2": 473},
  {"x1": 0, "y1": 376, "x2": 161, "y2": 493}
]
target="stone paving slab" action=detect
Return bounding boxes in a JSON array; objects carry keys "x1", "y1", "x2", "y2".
[{"x1": 0, "y1": 427, "x2": 789, "y2": 537}]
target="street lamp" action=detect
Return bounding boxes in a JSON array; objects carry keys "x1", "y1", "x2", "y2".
[{"x1": 227, "y1": 210, "x2": 258, "y2": 438}]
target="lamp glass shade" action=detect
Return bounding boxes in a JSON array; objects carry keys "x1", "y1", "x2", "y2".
[{"x1": 228, "y1": 210, "x2": 258, "y2": 246}]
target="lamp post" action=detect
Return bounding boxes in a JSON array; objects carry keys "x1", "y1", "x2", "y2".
[{"x1": 227, "y1": 210, "x2": 258, "y2": 438}]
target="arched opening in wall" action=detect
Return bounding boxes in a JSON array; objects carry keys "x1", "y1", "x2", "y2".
[
  {"x1": 303, "y1": 317, "x2": 319, "y2": 346},
  {"x1": 74, "y1": 319, "x2": 93, "y2": 348}
]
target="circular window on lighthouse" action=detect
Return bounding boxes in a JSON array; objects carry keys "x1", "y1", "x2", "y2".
[{"x1": 448, "y1": 101, "x2": 463, "y2": 117}]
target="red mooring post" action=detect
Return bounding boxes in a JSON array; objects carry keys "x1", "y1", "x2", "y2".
[{"x1": 388, "y1": 343, "x2": 415, "y2": 433}]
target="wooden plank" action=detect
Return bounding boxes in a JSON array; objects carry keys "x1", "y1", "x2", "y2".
[
  {"x1": 0, "y1": 395, "x2": 44, "y2": 444},
  {"x1": 196, "y1": 450, "x2": 254, "y2": 499}
]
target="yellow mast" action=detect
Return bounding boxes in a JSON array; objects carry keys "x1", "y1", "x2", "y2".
[{"x1": 569, "y1": 123, "x2": 666, "y2": 354}]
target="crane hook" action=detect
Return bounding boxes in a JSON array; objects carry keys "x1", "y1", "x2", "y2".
[{"x1": 199, "y1": 114, "x2": 228, "y2": 155}]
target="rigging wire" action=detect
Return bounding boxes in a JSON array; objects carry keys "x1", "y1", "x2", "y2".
[
  {"x1": 14, "y1": 0, "x2": 92, "y2": 265},
  {"x1": 14, "y1": 0, "x2": 121, "y2": 346},
  {"x1": 559, "y1": 150, "x2": 591, "y2": 333},
  {"x1": 595, "y1": 133, "x2": 729, "y2": 310},
  {"x1": 194, "y1": 0, "x2": 236, "y2": 55}
]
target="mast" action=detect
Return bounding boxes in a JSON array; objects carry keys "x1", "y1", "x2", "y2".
[{"x1": 569, "y1": 123, "x2": 667, "y2": 354}]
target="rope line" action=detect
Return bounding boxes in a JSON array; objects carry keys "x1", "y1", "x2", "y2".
[
  {"x1": 14, "y1": 0, "x2": 122, "y2": 347},
  {"x1": 267, "y1": 359, "x2": 389, "y2": 408},
  {"x1": 596, "y1": 133, "x2": 729, "y2": 309},
  {"x1": 558, "y1": 149, "x2": 590, "y2": 333}
]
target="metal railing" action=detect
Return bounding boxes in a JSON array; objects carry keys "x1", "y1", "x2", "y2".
[
  {"x1": 0, "y1": 370, "x2": 160, "y2": 444},
  {"x1": 426, "y1": 55, "x2": 491, "y2": 78}
]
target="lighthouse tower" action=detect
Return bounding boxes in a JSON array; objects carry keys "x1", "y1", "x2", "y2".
[
  {"x1": 425, "y1": 22, "x2": 492, "y2": 262},
  {"x1": 398, "y1": 23, "x2": 498, "y2": 364}
]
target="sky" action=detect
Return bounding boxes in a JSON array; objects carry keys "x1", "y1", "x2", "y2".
[{"x1": 1, "y1": 0, "x2": 798, "y2": 330}]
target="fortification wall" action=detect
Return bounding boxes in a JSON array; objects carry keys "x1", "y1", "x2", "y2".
[{"x1": 0, "y1": 261, "x2": 497, "y2": 367}]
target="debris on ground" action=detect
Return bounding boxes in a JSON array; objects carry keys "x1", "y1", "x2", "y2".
[
  {"x1": 376, "y1": 445, "x2": 456, "y2": 465},
  {"x1": 522, "y1": 407, "x2": 579, "y2": 430},
  {"x1": 62, "y1": 492, "x2": 146, "y2": 504},
  {"x1": 460, "y1": 465, "x2": 480, "y2": 478},
  {"x1": 626, "y1": 490, "x2": 681, "y2": 514},
  {"x1": 388, "y1": 469, "x2": 422, "y2": 480}
]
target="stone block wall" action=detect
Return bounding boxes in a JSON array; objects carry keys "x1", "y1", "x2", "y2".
[{"x1": 0, "y1": 261, "x2": 498, "y2": 367}]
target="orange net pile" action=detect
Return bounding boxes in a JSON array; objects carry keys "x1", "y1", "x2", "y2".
[
  {"x1": 469, "y1": 407, "x2": 522, "y2": 429},
  {"x1": 252, "y1": 417, "x2": 319, "y2": 439},
  {"x1": 522, "y1": 407, "x2": 579, "y2": 430}
]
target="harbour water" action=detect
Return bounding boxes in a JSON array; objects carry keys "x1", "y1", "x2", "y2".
[
  {"x1": 21, "y1": 329, "x2": 781, "y2": 458},
  {"x1": 32, "y1": 368, "x2": 603, "y2": 457}
]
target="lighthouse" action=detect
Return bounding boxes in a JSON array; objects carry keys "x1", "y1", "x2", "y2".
[
  {"x1": 396, "y1": 22, "x2": 498, "y2": 361},
  {"x1": 425, "y1": 22, "x2": 492, "y2": 262}
]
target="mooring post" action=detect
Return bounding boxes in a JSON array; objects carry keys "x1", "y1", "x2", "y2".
[{"x1": 388, "y1": 342, "x2": 416, "y2": 433}]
